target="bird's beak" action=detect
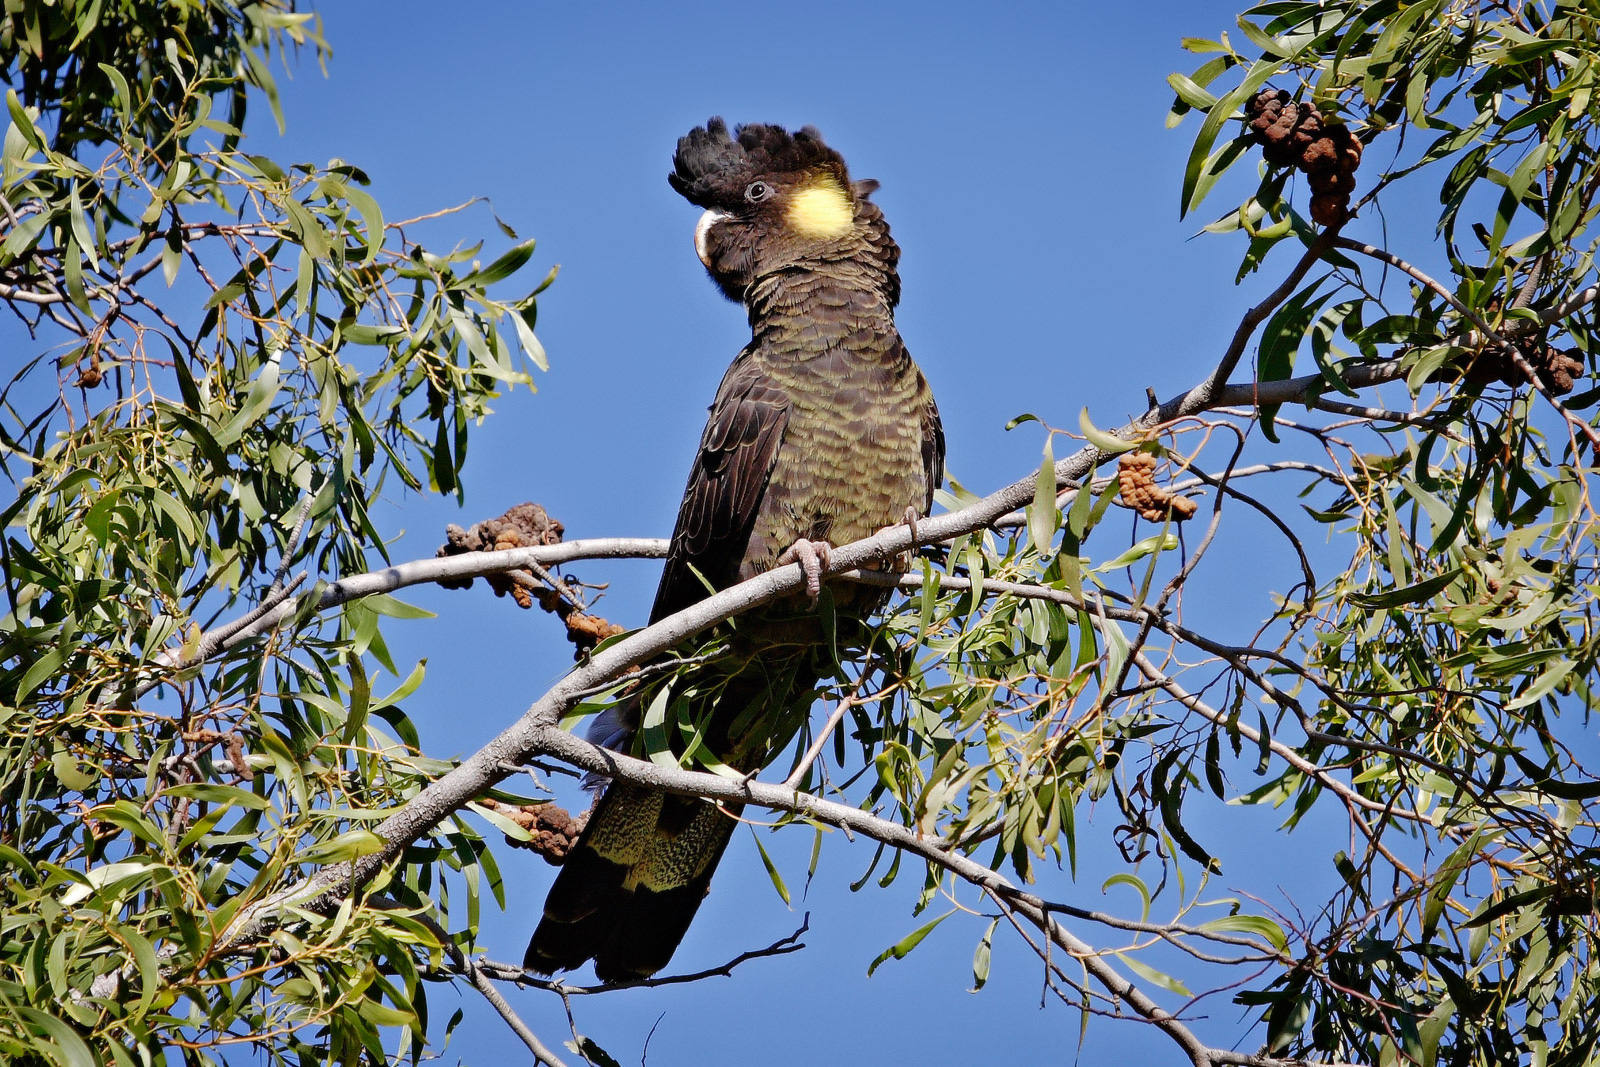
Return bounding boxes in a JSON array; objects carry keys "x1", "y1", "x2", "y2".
[{"x1": 694, "y1": 209, "x2": 730, "y2": 268}]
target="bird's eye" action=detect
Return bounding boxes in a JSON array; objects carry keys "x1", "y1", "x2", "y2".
[{"x1": 744, "y1": 181, "x2": 772, "y2": 203}]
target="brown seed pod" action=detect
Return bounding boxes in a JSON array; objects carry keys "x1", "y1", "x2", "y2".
[
  {"x1": 1308, "y1": 169, "x2": 1358, "y2": 196},
  {"x1": 1300, "y1": 136, "x2": 1340, "y2": 173},
  {"x1": 1117, "y1": 452, "x2": 1198, "y2": 522},
  {"x1": 479, "y1": 798, "x2": 591, "y2": 865},
  {"x1": 1534, "y1": 346, "x2": 1585, "y2": 395},
  {"x1": 1263, "y1": 104, "x2": 1301, "y2": 144},
  {"x1": 1447, "y1": 344, "x2": 1585, "y2": 395},
  {"x1": 1244, "y1": 88, "x2": 1364, "y2": 227},
  {"x1": 1246, "y1": 88, "x2": 1292, "y2": 127},
  {"x1": 1310, "y1": 193, "x2": 1348, "y2": 226},
  {"x1": 435, "y1": 502, "x2": 565, "y2": 594},
  {"x1": 1331, "y1": 125, "x2": 1363, "y2": 167}
]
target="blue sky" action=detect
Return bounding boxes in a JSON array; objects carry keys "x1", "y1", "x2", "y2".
[{"x1": 246, "y1": 2, "x2": 1354, "y2": 1062}]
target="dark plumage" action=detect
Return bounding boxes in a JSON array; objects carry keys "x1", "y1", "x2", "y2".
[{"x1": 526, "y1": 119, "x2": 943, "y2": 981}]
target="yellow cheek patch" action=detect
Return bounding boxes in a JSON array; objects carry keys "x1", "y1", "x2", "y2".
[{"x1": 786, "y1": 179, "x2": 854, "y2": 239}]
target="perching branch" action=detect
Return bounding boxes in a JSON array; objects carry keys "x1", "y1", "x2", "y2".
[{"x1": 201, "y1": 294, "x2": 1425, "y2": 1065}]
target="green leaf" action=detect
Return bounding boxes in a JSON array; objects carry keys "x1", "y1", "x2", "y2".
[
  {"x1": 1422, "y1": 826, "x2": 1483, "y2": 938},
  {"x1": 970, "y1": 917, "x2": 999, "y2": 992},
  {"x1": 68, "y1": 183, "x2": 97, "y2": 269},
  {"x1": 1093, "y1": 533, "x2": 1179, "y2": 573},
  {"x1": 1028, "y1": 435, "x2": 1058, "y2": 559},
  {"x1": 242, "y1": 44, "x2": 286, "y2": 134},
  {"x1": 866, "y1": 910, "x2": 952, "y2": 976},
  {"x1": 568, "y1": 1037, "x2": 624, "y2": 1067},
  {"x1": 50, "y1": 749, "x2": 98, "y2": 792},
  {"x1": 511, "y1": 305, "x2": 549, "y2": 371},
  {"x1": 1116, "y1": 952, "x2": 1193, "y2": 997},
  {"x1": 1347, "y1": 568, "x2": 1461, "y2": 609},
  {"x1": 1504, "y1": 656, "x2": 1574, "y2": 711},
  {"x1": 750, "y1": 828, "x2": 791, "y2": 905},
  {"x1": 363, "y1": 592, "x2": 437, "y2": 620},
  {"x1": 358, "y1": 996, "x2": 417, "y2": 1028},
  {"x1": 467, "y1": 801, "x2": 532, "y2": 842},
  {"x1": 5, "y1": 89, "x2": 44, "y2": 151},
  {"x1": 1257, "y1": 279, "x2": 1333, "y2": 441},
  {"x1": 161, "y1": 230, "x2": 182, "y2": 286},
  {"x1": 96, "y1": 62, "x2": 131, "y2": 124},
  {"x1": 372, "y1": 659, "x2": 428, "y2": 710},
  {"x1": 1509, "y1": 752, "x2": 1600, "y2": 799},
  {"x1": 2, "y1": 212, "x2": 49, "y2": 260},
  {"x1": 1078, "y1": 408, "x2": 1137, "y2": 454},
  {"x1": 16, "y1": 1007, "x2": 96, "y2": 1067},
  {"x1": 1097, "y1": 614, "x2": 1130, "y2": 695},
  {"x1": 1187, "y1": 138, "x2": 1251, "y2": 218},
  {"x1": 1253, "y1": 710, "x2": 1272, "y2": 776},
  {"x1": 121, "y1": 926, "x2": 162, "y2": 1018},
  {"x1": 296, "y1": 829, "x2": 387, "y2": 865},
  {"x1": 1198, "y1": 913, "x2": 1289, "y2": 951},
  {"x1": 18, "y1": 643, "x2": 67, "y2": 700},
  {"x1": 283, "y1": 198, "x2": 330, "y2": 258},
  {"x1": 344, "y1": 185, "x2": 385, "y2": 266},
  {"x1": 1308, "y1": 299, "x2": 1360, "y2": 397},
  {"x1": 213, "y1": 352, "x2": 281, "y2": 447},
  {"x1": 161, "y1": 783, "x2": 271, "y2": 810},
  {"x1": 1181, "y1": 56, "x2": 1280, "y2": 217},
  {"x1": 1156, "y1": 754, "x2": 1219, "y2": 872},
  {"x1": 1168, "y1": 72, "x2": 1219, "y2": 110},
  {"x1": 1102, "y1": 872, "x2": 1151, "y2": 922},
  {"x1": 466, "y1": 237, "x2": 537, "y2": 286},
  {"x1": 1464, "y1": 885, "x2": 1557, "y2": 928},
  {"x1": 341, "y1": 322, "x2": 404, "y2": 345},
  {"x1": 60, "y1": 858, "x2": 163, "y2": 906}
]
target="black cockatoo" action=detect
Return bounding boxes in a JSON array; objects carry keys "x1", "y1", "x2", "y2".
[{"x1": 526, "y1": 118, "x2": 943, "y2": 981}]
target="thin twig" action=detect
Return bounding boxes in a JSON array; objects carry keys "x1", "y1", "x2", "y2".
[
  {"x1": 1333, "y1": 236, "x2": 1600, "y2": 453},
  {"x1": 502, "y1": 916, "x2": 810, "y2": 995},
  {"x1": 466, "y1": 961, "x2": 571, "y2": 1067},
  {"x1": 268, "y1": 495, "x2": 315, "y2": 597}
]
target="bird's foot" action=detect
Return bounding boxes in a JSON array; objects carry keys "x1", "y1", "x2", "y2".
[
  {"x1": 870, "y1": 506, "x2": 923, "y2": 571},
  {"x1": 776, "y1": 537, "x2": 834, "y2": 605}
]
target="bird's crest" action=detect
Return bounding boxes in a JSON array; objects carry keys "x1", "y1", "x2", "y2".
[{"x1": 668, "y1": 118, "x2": 850, "y2": 209}]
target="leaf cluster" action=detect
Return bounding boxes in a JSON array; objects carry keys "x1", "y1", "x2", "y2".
[{"x1": 0, "y1": 4, "x2": 552, "y2": 1064}]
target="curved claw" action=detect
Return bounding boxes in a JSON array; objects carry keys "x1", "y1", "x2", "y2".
[
  {"x1": 776, "y1": 537, "x2": 834, "y2": 604},
  {"x1": 869, "y1": 506, "x2": 924, "y2": 571}
]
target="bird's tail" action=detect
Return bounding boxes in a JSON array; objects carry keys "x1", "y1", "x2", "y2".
[
  {"x1": 524, "y1": 781, "x2": 738, "y2": 981},
  {"x1": 526, "y1": 642, "x2": 822, "y2": 980}
]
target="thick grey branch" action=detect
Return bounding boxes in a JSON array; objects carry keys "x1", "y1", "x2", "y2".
[
  {"x1": 208, "y1": 316, "x2": 1414, "y2": 1064},
  {"x1": 212, "y1": 349, "x2": 1409, "y2": 946}
]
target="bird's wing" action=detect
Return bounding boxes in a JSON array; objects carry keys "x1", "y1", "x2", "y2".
[
  {"x1": 650, "y1": 353, "x2": 791, "y2": 623},
  {"x1": 921, "y1": 385, "x2": 946, "y2": 512}
]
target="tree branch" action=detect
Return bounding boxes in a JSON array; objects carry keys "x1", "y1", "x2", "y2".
[
  {"x1": 465, "y1": 960, "x2": 571, "y2": 1067},
  {"x1": 494, "y1": 916, "x2": 810, "y2": 994},
  {"x1": 198, "y1": 293, "x2": 1424, "y2": 1064},
  {"x1": 1332, "y1": 236, "x2": 1600, "y2": 452},
  {"x1": 211, "y1": 344, "x2": 1412, "y2": 947}
]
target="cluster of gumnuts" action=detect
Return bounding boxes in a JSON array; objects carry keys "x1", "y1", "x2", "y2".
[
  {"x1": 436, "y1": 501, "x2": 565, "y2": 606},
  {"x1": 1117, "y1": 451, "x2": 1197, "y2": 523},
  {"x1": 1461, "y1": 343, "x2": 1586, "y2": 396},
  {"x1": 478, "y1": 798, "x2": 589, "y2": 864},
  {"x1": 1244, "y1": 88, "x2": 1363, "y2": 226},
  {"x1": 435, "y1": 502, "x2": 625, "y2": 655}
]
